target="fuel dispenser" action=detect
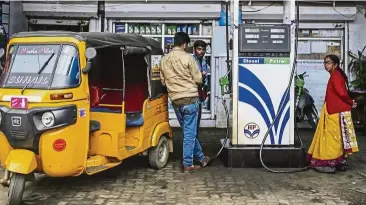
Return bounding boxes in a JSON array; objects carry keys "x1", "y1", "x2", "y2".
[
  {"x1": 235, "y1": 24, "x2": 293, "y2": 146},
  {"x1": 218, "y1": 0, "x2": 306, "y2": 170}
]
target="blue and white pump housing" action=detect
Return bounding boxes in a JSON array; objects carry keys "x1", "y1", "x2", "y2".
[{"x1": 231, "y1": 0, "x2": 297, "y2": 146}]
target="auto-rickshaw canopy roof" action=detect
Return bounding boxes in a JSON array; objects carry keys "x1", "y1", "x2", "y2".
[{"x1": 10, "y1": 31, "x2": 164, "y2": 55}]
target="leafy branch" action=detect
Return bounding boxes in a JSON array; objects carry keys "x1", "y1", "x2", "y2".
[{"x1": 348, "y1": 46, "x2": 366, "y2": 90}]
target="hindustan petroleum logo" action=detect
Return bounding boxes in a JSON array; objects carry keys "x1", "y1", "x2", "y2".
[{"x1": 244, "y1": 122, "x2": 260, "y2": 139}]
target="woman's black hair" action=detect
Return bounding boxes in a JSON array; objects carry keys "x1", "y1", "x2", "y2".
[{"x1": 324, "y1": 54, "x2": 349, "y2": 90}]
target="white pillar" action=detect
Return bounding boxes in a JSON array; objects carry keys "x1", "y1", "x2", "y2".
[
  {"x1": 104, "y1": 18, "x2": 108, "y2": 32},
  {"x1": 89, "y1": 18, "x2": 99, "y2": 32},
  {"x1": 231, "y1": 0, "x2": 239, "y2": 145},
  {"x1": 283, "y1": 0, "x2": 296, "y2": 145},
  {"x1": 108, "y1": 19, "x2": 113, "y2": 33},
  {"x1": 283, "y1": 0, "x2": 295, "y2": 24}
]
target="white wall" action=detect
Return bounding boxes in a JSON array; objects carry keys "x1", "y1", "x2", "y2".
[
  {"x1": 349, "y1": 7, "x2": 366, "y2": 55},
  {"x1": 10, "y1": 1, "x2": 27, "y2": 36},
  {"x1": 347, "y1": 6, "x2": 366, "y2": 83}
]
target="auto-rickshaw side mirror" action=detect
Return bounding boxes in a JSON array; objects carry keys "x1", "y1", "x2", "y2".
[{"x1": 83, "y1": 48, "x2": 97, "y2": 74}]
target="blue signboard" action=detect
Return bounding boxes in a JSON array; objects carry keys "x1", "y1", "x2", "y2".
[{"x1": 115, "y1": 24, "x2": 125, "y2": 33}]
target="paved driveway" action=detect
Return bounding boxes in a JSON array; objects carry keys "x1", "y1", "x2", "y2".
[{"x1": 0, "y1": 129, "x2": 365, "y2": 205}]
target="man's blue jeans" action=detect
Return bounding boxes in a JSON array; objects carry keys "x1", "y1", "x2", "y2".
[{"x1": 173, "y1": 100, "x2": 205, "y2": 167}]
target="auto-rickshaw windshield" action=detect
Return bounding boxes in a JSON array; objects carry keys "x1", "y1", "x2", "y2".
[{"x1": 0, "y1": 44, "x2": 81, "y2": 89}]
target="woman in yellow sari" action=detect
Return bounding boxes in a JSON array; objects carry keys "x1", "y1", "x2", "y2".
[{"x1": 307, "y1": 54, "x2": 359, "y2": 173}]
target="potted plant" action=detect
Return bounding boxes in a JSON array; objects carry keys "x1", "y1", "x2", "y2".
[{"x1": 348, "y1": 46, "x2": 366, "y2": 134}]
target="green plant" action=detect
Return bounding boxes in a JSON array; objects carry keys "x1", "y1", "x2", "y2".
[
  {"x1": 348, "y1": 46, "x2": 366, "y2": 90},
  {"x1": 349, "y1": 47, "x2": 366, "y2": 134}
]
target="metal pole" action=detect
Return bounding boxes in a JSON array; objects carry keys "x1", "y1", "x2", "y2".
[
  {"x1": 98, "y1": 1, "x2": 105, "y2": 32},
  {"x1": 231, "y1": 0, "x2": 239, "y2": 145},
  {"x1": 283, "y1": 0, "x2": 296, "y2": 145},
  {"x1": 345, "y1": 21, "x2": 349, "y2": 77}
]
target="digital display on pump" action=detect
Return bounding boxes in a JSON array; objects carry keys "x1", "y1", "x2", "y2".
[{"x1": 238, "y1": 24, "x2": 291, "y2": 53}]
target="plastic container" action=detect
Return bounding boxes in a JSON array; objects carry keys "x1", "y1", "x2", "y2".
[
  {"x1": 128, "y1": 24, "x2": 134, "y2": 33},
  {"x1": 151, "y1": 24, "x2": 156, "y2": 34},
  {"x1": 145, "y1": 25, "x2": 151, "y2": 34},
  {"x1": 156, "y1": 25, "x2": 162, "y2": 34},
  {"x1": 187, "y1": 25, "x2": 192, "y2": 35},
  {"x1": 134, "y1": 25, "x2": 140, "y2": 34},
  {"x1": 218, "y1": 6, "x2": 242, "y2": 26},
  {"x1": 139, "y1": 24, "x2": 145, "y2": 34}
]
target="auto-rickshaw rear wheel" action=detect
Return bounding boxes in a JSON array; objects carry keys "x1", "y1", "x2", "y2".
[
  {"x1": 8, "y1": 173, "x2": 25, "y2": 205},
  {"x1": 149, "y1": 136, "x2": 170, "y2": 170}
]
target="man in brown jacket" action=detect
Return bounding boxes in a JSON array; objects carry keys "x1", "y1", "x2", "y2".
[{"x1": 160, "y1": 32, "x2": 210, "y2": 172}]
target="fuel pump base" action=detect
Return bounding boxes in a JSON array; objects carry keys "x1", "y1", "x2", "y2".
[{"x1": 220, "y1": 139, "x2": 306, "y2": 168}]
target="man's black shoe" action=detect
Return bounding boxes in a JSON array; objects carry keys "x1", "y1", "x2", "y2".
[{"x1": 200, "y1": 156, "x2": 211, "y2": 168}]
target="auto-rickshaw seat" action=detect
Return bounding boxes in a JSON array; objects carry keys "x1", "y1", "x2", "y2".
[
  {"x1": 89, "y1": 82, "x2": 147, "y2": 127},
  {"x1": 89, "y1": 83, "x2": 123, "y2": 112},
  {"x1": 124, "y1": 81, "x2": 148, "y2": 127},
  {"x1": 89, "y1": 86, "x2": 101, "y2": 108},
  {"x1": 99, "y1": 90, "x2": 122, "y2": 111},
  {"x1": 86, "y1": 35, "x2": 156, "y2": 126},
  {"x1": 125, "y1": 81, "x2": 148, "y2": 113}
]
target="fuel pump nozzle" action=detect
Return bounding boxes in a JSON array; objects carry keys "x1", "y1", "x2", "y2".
[
  {"x1": 205, "y1": 75, "x2": 231, "y2": 166},
  {"x1": 219, "y1": 76, "x2": 230, "y2": 96}
]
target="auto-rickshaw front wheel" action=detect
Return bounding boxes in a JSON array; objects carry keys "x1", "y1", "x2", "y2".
[
  {"x1": 8, "y1": 173, "x2": 26, "y2": 205},
  {"x1": 149, "y1": 136, "x2": 170, "y2": 170}
]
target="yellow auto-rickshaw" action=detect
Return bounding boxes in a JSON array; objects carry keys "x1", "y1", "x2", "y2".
[{"x1": 0, "y1": 31, "x2": 173, "y2": 205}]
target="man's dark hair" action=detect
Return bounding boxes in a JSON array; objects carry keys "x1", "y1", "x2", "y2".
[
  {"x1": 194, "y1": 40, "x2": 207, "y2": 49},
  {"x1": 174, "y1": 32, "x2": 190, "y2": 47}
]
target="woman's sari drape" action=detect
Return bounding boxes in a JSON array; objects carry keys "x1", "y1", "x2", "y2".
[{"x1": 307, "y1": 103, "x2": 358, "y2": 167}]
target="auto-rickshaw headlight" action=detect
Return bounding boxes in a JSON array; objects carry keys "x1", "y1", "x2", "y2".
[{"x1": 41, "y1": 112, "x2": 55, "y2": 127}]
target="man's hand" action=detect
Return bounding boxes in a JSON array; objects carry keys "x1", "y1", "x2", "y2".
[
  {"x1": 201, "y1": 71, "x2": 207, "y2": 81},
  {"x1": 352, "y1": 100, "x2": 358, "y2": 108}
]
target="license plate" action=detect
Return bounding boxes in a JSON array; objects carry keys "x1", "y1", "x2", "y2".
[
  {"x1": 11, "y1": 116, "x2": 21, "y2": 127},
  {"x1": 11, "y1": 97, "x2": 28, "y2": 109}
]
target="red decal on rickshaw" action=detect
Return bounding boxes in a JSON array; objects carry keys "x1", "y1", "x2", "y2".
[
  {"x1": 53, "y1": 139, "x2": 66, "y2": 152},
  {"x1": 11, "y1": 97, "x2": 28, "y2": 109}
]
